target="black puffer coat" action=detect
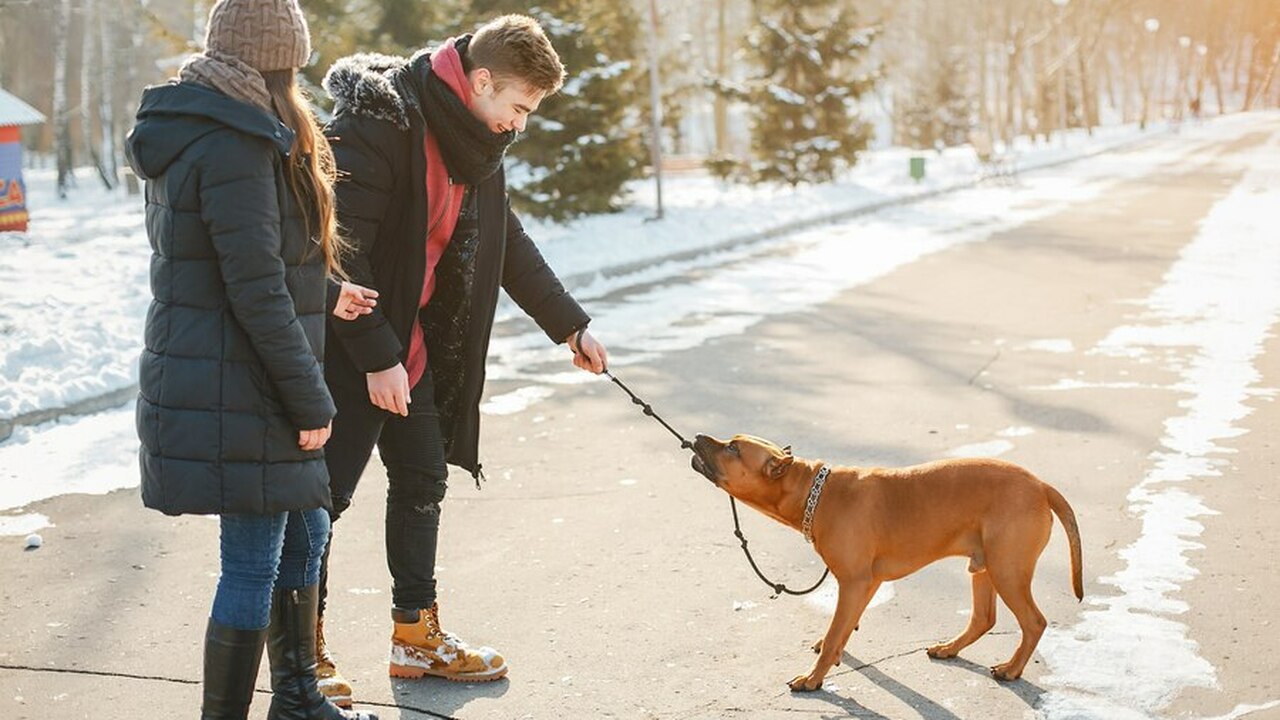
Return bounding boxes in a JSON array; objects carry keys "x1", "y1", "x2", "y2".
[
  {"x1": 321, "y1": 53, "x2": 589, "y2": 477},
  {"x1": 126, "y1": 82, "x2": 336, "y2": 515}
]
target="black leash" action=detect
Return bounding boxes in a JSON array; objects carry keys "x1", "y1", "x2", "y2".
[{"x1": 603, "y1": 368, "x2": 830, "y2": 598}]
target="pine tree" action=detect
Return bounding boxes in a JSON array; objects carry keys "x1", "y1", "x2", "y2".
[
  {"x1": 464, "y1": 0, "x2": 646, "y2": 221},
  {"x1": 301, "y1": 0, "x2": 462, "y2": 92},
  {"x1": 735, "y1": 0, "x2": 877, "y2": 186}
]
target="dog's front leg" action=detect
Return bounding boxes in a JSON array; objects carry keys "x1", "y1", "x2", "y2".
[{"x1": 789, "y1": 578, "x2": 879, "y2": 692}]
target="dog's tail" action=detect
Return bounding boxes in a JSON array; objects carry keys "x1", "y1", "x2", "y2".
[{"x1": 1044, "y1": 484, "x2": 1084, "y2": 600}]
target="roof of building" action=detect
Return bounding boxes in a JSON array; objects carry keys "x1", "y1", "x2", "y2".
[{"x1": 0, "y1": 87, "x2": 46, "y2": 127}]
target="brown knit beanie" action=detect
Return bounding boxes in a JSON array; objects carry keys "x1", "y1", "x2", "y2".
[{"x1": 204, "y1": 0, "x2": 312, "y2": 72}]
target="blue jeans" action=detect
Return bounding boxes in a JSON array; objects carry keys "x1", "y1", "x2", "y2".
[{"x1": 212, "y1": 508, "x2": 330, "y2": 630}]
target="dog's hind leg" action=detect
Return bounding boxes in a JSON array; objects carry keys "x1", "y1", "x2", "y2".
[
  {"x1": 987, "y1": 562, "x2": 1047, "y2": 681},
  {"x1": 926, "y1": 569, "x2": 996, "y2": 659},
  {"x1": 788, "y1": 577, "x2": 880, "y2": 692}
]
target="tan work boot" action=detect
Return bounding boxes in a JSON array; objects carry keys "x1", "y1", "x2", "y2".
[
  {"x1": 315, "y1": 615, "x2": 354, "y2": 708},
  {"x1": 388, "y1": 603, "x2": 507, "y2": 682}
]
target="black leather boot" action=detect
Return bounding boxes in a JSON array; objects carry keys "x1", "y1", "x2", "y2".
[
  {"x1": 266, "y1": 585, "x2": 377, "y2": 720},
  {"x1": 201, "y1": 618, "x2": 267, "y2": 720}
]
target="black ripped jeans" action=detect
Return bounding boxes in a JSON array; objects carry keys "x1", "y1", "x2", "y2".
[{"x1": 319, "y1": 368, "x2": 449, "y2": 615}]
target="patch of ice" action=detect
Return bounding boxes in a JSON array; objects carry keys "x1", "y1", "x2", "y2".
[
  {"x1": 1022, "y1": 339, "x2": 1075, "y2": 353},
  {"x1": 0, "y1": 513, "x2": 51, "y2": 537},
  {"x1": 480, "y1": 386, "x2": 555, "y2": 415}
]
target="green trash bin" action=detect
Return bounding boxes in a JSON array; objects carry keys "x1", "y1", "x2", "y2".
[{"x1": 909, "y1": 156, "x2": 926, "y2": 182}]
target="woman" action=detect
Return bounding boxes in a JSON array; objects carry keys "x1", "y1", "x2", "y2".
[{"x1": 125, "y1": 1, "x2": 377, "y2": 717}]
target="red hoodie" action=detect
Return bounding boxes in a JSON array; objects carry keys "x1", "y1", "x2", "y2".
[{"x1": 405, "y1": 39, "x2": 471, "y2": 390}]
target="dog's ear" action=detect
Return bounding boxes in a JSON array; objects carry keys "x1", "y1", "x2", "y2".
[{"x1": 767, "y1": 453, "x2": 794, "y2": 479}]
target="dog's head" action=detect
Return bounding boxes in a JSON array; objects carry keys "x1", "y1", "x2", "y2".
[{"x1": 691, "y1": 433, "x2": 794, "y2": 493}]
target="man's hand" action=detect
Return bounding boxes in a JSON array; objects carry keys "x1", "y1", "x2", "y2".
[
  {"x1": 367, "y1": 363, "x2": 411, "y2": 416},
  {"x1": 566, "y1": 329, "x2": 608, "y2": 374},
  {"x1": 298, "y1": 421, "x2": 332, "y2": 451},
  {"x1": 333, "y1": 281, "x2": 379, "y2": 321}
]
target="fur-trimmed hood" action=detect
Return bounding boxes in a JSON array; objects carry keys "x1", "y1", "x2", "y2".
[{"x1": 322, "y1": 51, "x2": 421, "y2": 131}]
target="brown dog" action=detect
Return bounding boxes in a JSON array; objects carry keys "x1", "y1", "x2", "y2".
[{"x1": 690, "y1": 434, "x2": 1082, "y2": 691}]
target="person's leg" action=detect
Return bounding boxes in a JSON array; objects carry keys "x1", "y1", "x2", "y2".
[
  {"x1": 266, "y1": 508, "x2": 377, "y2": 720},
  {"x1": 276, "y1": 507, "x2": 330, "y2": 591},
  {"x1": 377, "y1": 373, "x2": 449, "y2": 612},
  {"x1": 214, "y1": 513, "x2": 288, "y2": 629},
  {"x1": 380, "y1": 372, "x2": 506, "y2": 682},
  {"x1": 314, "y1": 371, "x2": 387, "y2": 707},
  {"x1": 202, "y1": 512, "x2": 287, "y2": 719}
]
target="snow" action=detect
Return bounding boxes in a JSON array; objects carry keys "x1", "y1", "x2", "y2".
[
  {"x1": 807, "y1": 577, "x2": 896, "y2": 615},
  {"x1": 0, "y1": 172, "x2": 148, "y2": 420}
]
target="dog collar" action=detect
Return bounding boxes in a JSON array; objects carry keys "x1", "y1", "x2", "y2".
[{"x1": 801, "y1": 465, "x2": 831, "y2": 544}]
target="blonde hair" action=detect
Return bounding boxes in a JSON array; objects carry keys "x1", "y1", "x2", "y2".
[
  {"x1": 262, "y1": 69, "x2": 347, "y2": 278},
  {"x1": 466, "y1": 14, "x2": 566, "y2": 94}
]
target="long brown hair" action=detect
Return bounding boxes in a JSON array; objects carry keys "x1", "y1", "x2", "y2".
[{"x1": 262, "y1": 68, "x2": 347, "y2": 279}]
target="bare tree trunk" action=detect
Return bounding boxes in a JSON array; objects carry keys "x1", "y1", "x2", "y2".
[
  {"x1": 1253, "y1": 41, "x2": 1279, "y2": 108},
  {"x1": 977, "y1": 3, "x2": 990, "y2": 139},
  {"x1": 644, "y1": 0, "x2": 664, "y2": 219},
  {"x1": 1232, "y1": 33, "x2": 1247, "y2": 94},
  {"x1": 1005, "y1": 41, "x2": 1021, "y2": 141},
  {"x1": 78, "y1": 0, "x2": 112, "y2": 188},
  {"x1": 1242, "y1": 37, "x2": 1260, "y2": 110},
  {"x1": 1105, "y1": 46, "x2": 1123, "y2": 121},
  {"x1": 81, "y1": 0, "x2": 98, "y2": 166},
  {"x1": 714, "y1": 0, "x2": 728, "y2": 155},
  {"x1": 1211, "y1": 48, "x2": 1227, "y2": 114},
  {"x1": 54, "y1": 0, "x2": 74, "y2": 198},
  {"x1": 1077, "y1": 49, "x2": 1093, "y2": 134},
  {"x1": 120, "y1": 0, "x2": 145, "y2": 194},
  {"x1": 1153, "y1": 44, "x2": 1169, "y2": 120},
  {"x1": 98, "y1": 0, "x2": 118, "y2": 187}
]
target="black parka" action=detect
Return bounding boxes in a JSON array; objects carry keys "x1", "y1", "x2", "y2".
[
  {"x1": 321, "y1": 53, "x2": 589, "y2": 477},
  {"x1": 127, "y1": 82, "x2": 336, "y2": 515}
]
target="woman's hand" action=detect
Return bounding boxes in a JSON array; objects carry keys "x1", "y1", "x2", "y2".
[
  {"x1": 333, "y1": 281, "x2": 379, "y2": 321},
  {"x1": 298, "y1": 422, "x2": 332, "y2": 451}
]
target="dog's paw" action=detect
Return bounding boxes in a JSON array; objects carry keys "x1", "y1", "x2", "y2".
[
  {"x1": 787, "y1": 673, "x2": 824, "y2": 692},
  {"x1": 990, "y1": 662, "x2": 1022, "y2": 681},
  {"x1": 926, "y1": 643, "x2": 958, "y2": 659},
  {"x1": 810, "y1": 638, "x2": 823, "y2": 654}
]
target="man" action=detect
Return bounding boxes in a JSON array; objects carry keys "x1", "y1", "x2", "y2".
[{"x1": 315, "y1": 14, "x2": 609, "y2": 705}]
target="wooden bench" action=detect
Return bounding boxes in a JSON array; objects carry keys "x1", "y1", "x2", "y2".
[
  {"x1": 660, "y1": 154, "x2": 709, "y2": 175},
  {"x1": 969, "y1": 130, "x2": 1018, "y2": 183}
]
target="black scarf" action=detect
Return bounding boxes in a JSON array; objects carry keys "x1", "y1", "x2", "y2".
[{"x1": 398, "y1": 36, "x2": 516, "y2": 186}]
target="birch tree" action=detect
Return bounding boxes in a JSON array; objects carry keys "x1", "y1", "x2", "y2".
[
  {"x1": 54, "y1": 0, "x2": 75, "y2": 198},
  {"x1": 98, "y1": 0, "x2": 119, "y2": 187}
]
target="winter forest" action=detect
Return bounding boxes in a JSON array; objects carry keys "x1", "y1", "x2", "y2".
[{"x1": 1, "y1": 0, "x2": 1277, "y2": 220}]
